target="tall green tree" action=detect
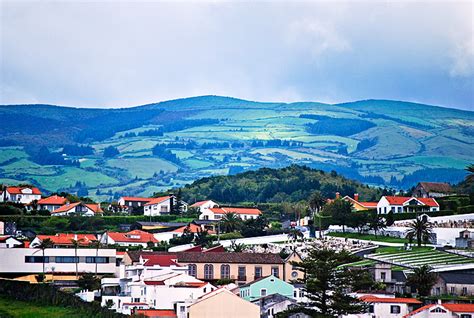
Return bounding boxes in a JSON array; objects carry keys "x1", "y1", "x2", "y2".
[
  {"x1": 405, "y1": 218, "x2": 433, "y2": 247},
  {"x1": 78, "y1": 272, "x2": 101, "y2": 291},
  {"x1": 323, "y1": 199, "x2": 352, "y2": 233},
  {"x1": 368, "y1": 211, "x2": 386, "y2": 238},
  {"x1": 309, "y1": 191, "x2": 326, "y2": 238},
  {"x1": 407, "y1": 265, "x2": 438, "y2": 296},
  {"x1": 36, "y1": 238, "x2": 53, "y2": 278},
  {"x1": 284, "y1": 247, "x2": 367, "y2": 317},
  {"x1": 220, "y1": 212, "x2": 243, "y2": 233}
]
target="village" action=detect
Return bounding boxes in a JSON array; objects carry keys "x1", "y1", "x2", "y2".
[{"x1": 0, "y1": 180, "x2": 473, "y2": 318}]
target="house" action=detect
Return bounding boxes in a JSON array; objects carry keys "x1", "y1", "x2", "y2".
[
  {"x1": 37, "y1": 195, "x2": 68, "y2": 212},
  {"x1": 455, "y1": 230, "x2": 474, "y2": 249},
  {"x1": 144, "y1": 196, "x2": 174, "y2": 216},
  {"x1": 100, "y1": 230, "x2": 159, "y2": 247},
  {"x1": 414, "y1": 182, "x2": 453, "y2": 198},
  {"x1": 404, "y1": 302, "x2": 474, "y2": 318},
  {"x1": 343, "y1": 194, "x2": 378, "y2": 211},
  {"x1": 251, "y1": 293, "x2": 297, "y2": 318},
  {"x1": 30, "y1": 233, "x2": 97, "y2": 248},
  {"x1": 431, "y1": 270, "x2": 474, "y2": 297},
  {"x1": 284, "y1": 251, "x2": 305, "y2": 282},
  {"x1": 135, "y1": 309, "x2": 177, "y2": 318},
  {"x1": 199, "y1": 207, "x2": 262, "y2": 221},
  {"x1": 153, "y1": 223, "x2": 216, "y2": 243},
  {"x1": 118, "y1": 196, "x2": 153, "y2": 208},
  {"x1": 187, "y1": 288, "x2": 260, "y2": 318},
  {"x1": 342, "y1": 294, "x2": 421, "y2": 318},
  {"x1": 176, "y1": 252, "x2": 285, "y2": 284},
  {"x1": 132, "y1": 221, "x2": 188, "y2": 232},
  {"x1": 238, "y1": 275, "x2": 294, "y2": 301},
  {"x1": 190, "y1": 200, "x2": 219, "y2": 212},
  {"x1": 50, "y1": 201, "x2": 103, "y2": 216},
  {"x1": 4, "y1": 186, "x2": 42, "y2": 204},
  {"x1": 377, "y1": 196, "x2": 439, "y2": 214},
  {"x1": 370, "y1": 263, "x2": 409, "y2": 295},
  {"x1": 0, "y1": 235, "x2": 23, "y2": 248}
]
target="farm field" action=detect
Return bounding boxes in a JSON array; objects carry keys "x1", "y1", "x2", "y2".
[{"x1": 0, "y1": 296, "x2": 85, "y2": 318}]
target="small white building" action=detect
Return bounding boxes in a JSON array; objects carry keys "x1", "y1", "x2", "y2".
[
  {"x1": 50, "y1": 202, "x2": 103, "y2": 216},
  {"x1": 377, "y1": 196, "x2": 439, "y2": 214},
  {"x1": 342, "y1": 294, "x2": 421, "y2": 318},
  {"x1": 190, "y1": 200, "x2": 219, "y2": 212},
  {"x1": 199, "y1": 207, "x2": 262, "y2": 221},
  {"x1": 100, "y1": 230, "x2": 159, "y2": 247},
  {"x1": 143, "y1": 196, "x2": 174, "y2": 216},
  {"x1": 4, "y1": 186, "x2": 42, "y2": 204},
  {"x1": 0, "y1": 235, "x2": 23, "y2": 248},
  {"x1": 37, "y1": 195, "x2": 68, "y2": 212},
  {"x1": 404, "y1": 302, "x2": 474, "y2": 318}
]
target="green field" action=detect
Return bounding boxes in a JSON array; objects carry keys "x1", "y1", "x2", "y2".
[
  {"x1": 0, "y1": 297, "x2": 84, "y2": 318},
  {"x1": 327, "y1": 232, "x2": 408, "y2": 243}
]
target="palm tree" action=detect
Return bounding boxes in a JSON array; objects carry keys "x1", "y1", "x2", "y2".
[
  {"x1": 369, "y1": 211, "x2": 386, "y2": 238},
  {"x1": 287, "y1": 228, "x2": 303, "y2": 242},
  {"x1": 309, "y1": 191, "x2": 326, "y2": 238},
  {"x1": 407, "y1": 265, "x2": 438, "y2": 296},
  {"x1": 465, "y1": 164, "x2": 474, "y2": 185},
  {"x1": 90, "y1": 240, "x2": 102, "y2": 276},
  {"x1": 71, "y1": 238, "x2": 84, "y2": 279},
  {"x1": 36, "y1": 238, "x2": 53, "y2": 279},
  {"x1": 220, "y1": 212, "x2": 242, "y2": 233},
  {"x1": 405, "y1": 218, "x2": 433, "y2": 247}
]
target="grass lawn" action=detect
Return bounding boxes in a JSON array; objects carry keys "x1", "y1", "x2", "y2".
[
  {"x1": 0, "y1": 296, "x2": 84, "y2": 318},
  {"x1": 327, "y1": 232, "x2": 408, "y2": 243}
]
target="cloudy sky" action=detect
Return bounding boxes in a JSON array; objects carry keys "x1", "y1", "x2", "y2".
[{"x1": 1, "y1": 0, "x2": 473, "y2": 110}]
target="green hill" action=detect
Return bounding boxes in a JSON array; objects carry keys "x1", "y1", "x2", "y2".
[{"x1": 0, "y1": 96, "x2": 472, "y2": 200}]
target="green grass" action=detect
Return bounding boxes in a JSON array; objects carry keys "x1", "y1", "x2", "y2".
[
  {"x1": 0, "y1": 147, "x2": 28, "y2": 163},
  {"x1": 32, "y1": 167, "x2": 118, "y2": 191},
  {"x1": 0, "y1": 296, "x2": 84, "y2": 318},
  {"x1": 106, "y1": 157, "x2": 178, "y2": 178},
  {"x1": 327, "y1": 232, "x2": 408, "y2": 243}
]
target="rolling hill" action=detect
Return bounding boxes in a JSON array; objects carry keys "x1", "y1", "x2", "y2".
[{"x1": 0, "y1": 96, "x2": 472, "y2": 201}]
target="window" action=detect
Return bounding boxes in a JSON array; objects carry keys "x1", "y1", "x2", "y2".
[
  {"x1": 294, "y1": 290, "x2": 297, "y2": 298},
  {"x1": 25, "y1": 256, "x2": 49, "y2": 263},
  {"x1": 55, "y1": 256, "x2": 78, "y2": 263},
  {"x1": 238, "y1": 266, "x2": 246, "y2": 280},
  {"x1": 204, "y1": 264, "x2": 214, "y2": 280},
  {"x1": 462, "y1": 287, "x2": 468, "y2": 295},
  {"x1": 384, "y1": 207, "x2": 387, "y2": 214},
  {"x1": 255, "y1": 266, "x2": 262, "y2": 279},
  {"x1": 188, "y1": 264, "x2": 197, "y2": 277},
  {"x1": 291, "y1": 271, "x2": 298, "y2": 278},
  {"x1": 431, "y1": 308, "x2": 447, "y2": 313},
  {"x1": 460, "y1": 315, "x2": 472, "y2": 318},
  {"x1": 299, "y1": 290, "x2": 304, "y2": 297},
  {"x1": 397, "y1": 207, "x2": 402, "y2": 213},
  {"x1": 220, "y1": 264, "x2": 230, "y2": 279},
  {"x1": 368, "y1": 305, "x2": 374, "y2": 313},
  {"x1": 271, "y1": 266, "x2": 279, "y2": 278},
  {"x1": 86, "y1": 257, "x2": 109, "y2": 263},
  {"x1": 450, "y1": 286, "x2": 455, "y2": 295},
  {"x1": 180, "y1": 306, "x2": 186, "y2": 313},
  {"x1": 390, "y1": 305, "x2": 401, "y2": 314},
  {"x1": 260, "y1": 288, "x2": 267, "y2": 297},
  {"x1": 381, "y1": 272, "x2": 386, "y2": 281}
]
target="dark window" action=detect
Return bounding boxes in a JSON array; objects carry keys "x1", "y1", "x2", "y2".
[
  {"x1": 220, "y1": 264, "x2": 230, "y2": 279},
  {"x1": 25, "y1": 256, "x2": 49, "y2": 263},
  {"x1": 390, "y1": 305, "x2": 401, "y2": 314},
  {"x1": 368, "y1": 305, "x2": 374, "y2": 313},
  {"x1": 188, "y1": 264, "x2": 197, "y2": 277},
  {"x1": 238, "y1": 266, "x2": 246, "y2": 280},
  {"x1": 255, "y1": 266, "x2": 262, "y2": 278},
  {"x1": 86, "y1": 257, "x2": 109, "y2": 263},
  {"x1": 460, "y1": 314, "x2": 472, "y2": 318},
  {"x1": 204, "y1": 264, "x2": 214, "y2": 280},
  {"x1": 271, "y1": 266, "x2": 279, "y2": 278},
  {"x1": 55, "y1": 256, "x2": 78, "y2": 263}
]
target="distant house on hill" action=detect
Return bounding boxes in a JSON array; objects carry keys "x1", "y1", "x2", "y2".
[
  {"x1": 4, "y1": 186, "x2": 42, "y2": 204},
  {"x1": 143, "y1": 195, "x2": 188, "y2": 216},
  {"x1": 414, "y1": 182, "x2": 453, "y2": 198},
  {"x1": 31, "y1": 233, "x2": 97, "y2": 248},
  {"x1": 50, "y1": 201, "x2": 103, "y2": 216},
  {"x1": 37, "y1": 195, "x2": 68, "y2": 212},
  {"x1": 100, "y1": 230, "x2": 159, "y2": 247},
  {"x1": 377, "y1": 196, "x2": 439, "y2": 214},
  {"x1": 199, "y1": 207, "x2": 262, "y2": 221},
  {"x1": 190, "y1": 200, "x2": 219, "y2": 212},
  {"x1": 342, "y1": 193, "x2": 378, "y2": 211},
  {"x1": 117, "y1": 196, "x2": 153, "y2": 213}
]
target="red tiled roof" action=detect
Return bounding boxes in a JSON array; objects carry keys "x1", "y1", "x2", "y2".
[
  {"x1": 417, "y1": 197, "x2": 439, "y2": 207},
  {"x1": 50, "y1": 202, "x2": 103, "y2": 214},
  {"x1": 360, "y1": 295, "x2": 421, "y2": 304},
  {"x1": 403, "y1": 304, "x2": 435, "y2": 317},
  {"x1": 203, "y1": 245, "x2": 226, "y2": 253},
  {"x1": 190, "y1": 200, "x2": 212, "y2": 207},
  {"x1": 135, "y1": 309, "x2": 176, "y2": 317},
  {"x1": 106, "y1": 230, "x2": 158, "y2": 243},
  {"x1": 120, "y1": 196, "x2": 153, "y2": 202},
  {"x1": 443, "y1": 304, "x2": 474, "y2": 313},
  {"x1": 142, "y1": 254, "x2": 180, "y2": 267},
  {"x1": 172, "y1": 223, "x2": 216, "y2": 235},
  {"x1": 7, "y1": 186, "x2": 41, "y2": 195},
  {"x1": 38, "y1": 195, "x2": 67, "y2": 205},
  {"x1": 0, "y1": 236, "x2": 11, "y2": 242},
  {"x1": 209, "y1": 207, "x2": 262, "y2": 215},
  {"x1": 177, "y1": 252, "x2": 284, "y2": 264},
  {"x1": 384, "y1": 196, "x2": 412, "y2": 205},
  {"x1": 144, "y1": 196, "x2": 172, "y2": 206},
  {"x1": 360, "y1": 202, "x2": 378, "y2": 207},
  {"x1": 176, "y1": 282, "x2": 208, "y2": 288},
  {"x1": 144, "y1": 281, "x2": 166, "y2": 285},
  {"x1": 36, "y1": 233, "x2": 97, "y2": 245},
  {"x1": 182, "y1": 246, "x2": 203, "y2": 252}
]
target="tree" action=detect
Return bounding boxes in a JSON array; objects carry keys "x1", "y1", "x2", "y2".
[
  {"x1": 240, "y1": 215, "x2": 268, "y2": 237},
  {"x1": 220, "y1": 212, "x2": 242, "y2": 233},
  {"x1": 36, "y1": 238, "x2": 53, "y2": 278},
  {"x1": 368, "y1": 211, "x2": 386, "y2": 238},
  {"x1": 71, "y1": 238, "x2": 85, "y2": 279},
  {"x1": 287, "y1": 228, "x2": 303, "y2": 242},
  {"x1": 466, "y1": 164, "x2": 474, "y2": 185},
  {"x1": 323, "y1": 200, "x2": 352, "y2": 233},
  {"x1": 228, "y1": 240, "x2": 245, "y2": 252},
  {"x1": 284, "y1": 247, "x2": 367, "y2": 317},
  {"x1": 347, "y1": 212, "x2": 369, "y2": 234},
  {"x1": 407, "y1": 265, "x2": 438, "y2": 296},
  {"x1": 103, "y1": 146, "x2": 119, "y2": 158},
  {"x1": 89, "y1": 240, "x2": 102, "y2": 276},
  {"x1": 385, "y1": 210, "x2": 395, "y2": 226},
  {"x1": 78, "y1": 272, "x2": 100, "y2": 291},
  {"x1": 309, "y1": 191, "x2": 326, "y2": 238},
  {"x1": 405, "y1": 217, "x2": 433, "y2": 247}
]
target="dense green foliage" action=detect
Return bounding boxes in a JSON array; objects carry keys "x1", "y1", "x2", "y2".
[{"x1": 302, "y1": 115, "x2": 376, "y2": 136}]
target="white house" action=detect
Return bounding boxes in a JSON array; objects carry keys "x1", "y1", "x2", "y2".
[
  {"x1": 100, "y1": 230, "x2": 159, "y2": 247},
  {"x1": 153, "y1": 223, "x2": 217, "y2": 243},
  {"x1": 30, "y1": 233, "x2": 98, "y2": 248},
  {"x1": 404, "y1": 302, "x2": 474, "y2": 318},
  {"x1": 377, "y1": 196, "x2": 439, "y2": 214},
  {"x1": 342, "y1": 294, "x2": 421, "y2": 318},
  {"x1": 37, "y1": 195, "x2": 68, "y2": 212},
  {"x1": 190, "y1": 200, "x2": 219, "y2": 212},
  {"x1": 4, "y1": 186, "x2": 42, "y2": 204},
  {"x1": 199, "y1": 207, "x2": 262, "y2": 221},
  {"x1": 143, "y1": 196, "x2": 174, "y2": 216},
  {"x1": 50, "y1": 202, "x2": 103, "y2": 216},
  {"x1": 0, "y1": 235, "x2": 23, "y2": 248}
]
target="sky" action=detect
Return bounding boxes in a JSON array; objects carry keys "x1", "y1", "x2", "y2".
[{"x1": 1, "y1": 0, "x2": 473, "y2": 110}]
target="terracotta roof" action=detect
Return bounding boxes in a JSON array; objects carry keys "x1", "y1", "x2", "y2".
[
  {"x1": 182, "y1": 246, "x2": 203, "y2": 252},
  {"x1": 361, "y1": 202, "x2": 378, "y2": 207},
  {"x1": 177, "y1": 252, "x2": 284, "y2": 264},
  {"x1": 418, "y1": 182, "x2": 453, "y2": 193},
  {"x1": 37, "y1": 195, "x2": 67, "y2": 205},
  {"x1": 122, "y1": 302, "x2": 148, "y2": 306},
  {"x1": 120, "y1": 196, "x2": 153, "y2": 202},
  {"x1": 172, "y1": 223, "x2": 216, "y2": 235},
  {"x1": 106, "y1": 230, "x2": 158, "y2": 243},
  {"x1": 142, "y1": 254, "x2": 180, "y2": 267},
  {"x1": 144, "y1": 281, "x2": 166, "y2": 285},
  {"x1": 135, "y1": 309, "x2": 177, "y2": 317},
  {"x1": 360, "y1": 295, "x2": 421, "y2": 304},
  {"x1": 443, "y1": 303, "x2": 474, "y2": 313},
  {"x1": 190, "y1": 200, "x2": 213, "y2": 207},
  {"x1": 36, "y1": 233, "x2": 97, "y2": 245},
  {"x1": 6, "y1": 186, "x2": 41, "y2": 195},
  {"x1": 125, "y1": 251, "x2": 168, "y2": 262},
  {"x1": 384, "y1": 196, "x2": 412, "y2": 205},
  {"x1": 403, "y1": 304, "x2": 434, "y2": 317},
  {"x1": 203, "y1": 245, "x2": 226, "y2": 253},
  {"x1": 144, "y1": 196, "x2": 172, "y2": 206},
  {"x1": 51, "y1": 202, "x2": 103, "y2": 214},
  {"x1": 209, "y1": 207, "x2": 262, "y2": 215},
  {"x1": 176, "y1": 282, "x2": 208, "y2": 288},
  {"x1": 417, "y1": 197, "x2": 439, "y2": 207},
  {"x1": 0, "y1": 236, "x2": 12, "y2": 242}
]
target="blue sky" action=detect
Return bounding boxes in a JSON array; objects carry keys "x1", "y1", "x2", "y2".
[{"x1": 1, "y1": 1, "x2": 473, "y2": 110}]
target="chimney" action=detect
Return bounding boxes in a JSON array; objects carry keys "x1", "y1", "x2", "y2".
[
  {"x1": 354, "y1": 193, "x2": 359, "y2": 201},
  {"x1": 335, "y1": 192, "x2": 340, "y2": 199},
  {"x1": 74, "y1": 234, "x2": 77, "y2": 241}
]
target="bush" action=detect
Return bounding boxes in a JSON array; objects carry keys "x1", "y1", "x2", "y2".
[
  {"x1": 457, "y1": 205, "x2": 474, "y2": 213},
  {"x1": 217, "y1": 232, "x2": 243, "y2": 240}
]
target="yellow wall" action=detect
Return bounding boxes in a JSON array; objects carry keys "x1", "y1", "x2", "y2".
[{"x1": 189, "y1": 291, "x2": 260, "y2": 318}]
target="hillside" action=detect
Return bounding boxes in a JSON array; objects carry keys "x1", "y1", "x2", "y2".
[{"x1": 0, "y1": 96, "x2": 472, "y2": 200}]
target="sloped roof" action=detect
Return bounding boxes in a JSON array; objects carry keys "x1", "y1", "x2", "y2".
[
  {"x1": 417, "y1": 197, "x2": 439, "y2": 207},
  {"x1": 418, "y1": 182, "x2": 453, "y2": 193},
  {"x1": 107, "y1": 230, "x2": 158, "y2": 243},
  {"x1": 177, "y1": 252, "x2": 284, "y2": 264},
  {"x1": 172, "y1": 223, "x2": 216, "y2": 235},
  {"x1": 404, "y1": 303, "x2": 474, "y2": 317},
  {"x1": 38, "y1": 195, "x2": 67, "y2": 205},
  {"x1": 360, "y1": 295, "x2": 421, "y2": 304},
  {"x1": 190, "y1": 200, "x2": 214, "y2": 207},
  {"x1": 209, "y1": 207, "x2": 262, "y2": 215},
  {"x1": 144, "y1": 196, "x2": 172, "y2": 206},
  {"x1": 135, "y1": 309, "x2": 177, "y2": 317},
  {"x1": 7, "y1": 186, "x2": 41, "y2": 195},
  {"x1": 51, "y1": 202, "x2": 103, "y2": 214},
  {"x1": 142, "y1": 254, "x2": 180, "y2": 267},
  {"x1": 36, "y1": 233, "x2": 97, "y2": 245},
  {"x1": 383, "y1": 196, "x2": 438, "y2": 207}
]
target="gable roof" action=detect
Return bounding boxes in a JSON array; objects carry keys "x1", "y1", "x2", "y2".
[
  {"x1": 384, "y1": 196, "x2": 412, "y2": 205},
  {"x1": 144, "y1": 196, "x2": 172, "y2": 206},
  {"x1": 36, "y1": 233, "x2": 97, "y2": 245},
  {"x1": 209, "y1": 207, "x2": 262, "y2": 215},
  {"x1": 38, "y1": 195, "x2": 68, "y2": 205},
  {"x1": 107, "y1": 230, "x2": 159, "y2": 243},
  {"x1": 177, "y1": 252, "x2": 284, "y2": 264},
  {"x1": 360, "y1": 295, "x2": 421, "y2": 304},
  {"x1": 404, "y1": 303, "x2": 474, "y2": 317},
  {"x1": 142, "y1": 254, "x2": 180, "y2": 267},
  {"x1": 418, "y1": 182, "x2": 453, "y2": 193},
  {"x1": 439, "y1": 272, "x2": 474, "y2": 284},
  {"x1": 172, "y1": 223, "x2": 216, "y2": 235},
  {"x1": 239, "y1": 275, "x2": 273, "y2": 288},
  {"x1": 6, "y1": 186, "x2": 41, "y2": 195},
  {"x1": 383, "y1": 196, "x2": 438, "y2": 207},
  {"x1": 190, "y1": 200, "x2": 214, "y2": 207},
  {"x1": 416, "y1": 197, "x2": 439, "y2": 207},
  {"x1": 51, "y1": 202, "x2": 103, "y2": 214},
  {"x1": 343, "y1": 196, "x2": 378, "y2": 208}
]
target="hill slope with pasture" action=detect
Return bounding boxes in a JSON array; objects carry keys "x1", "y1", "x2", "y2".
[{"x1": 0, "y1": 96, "x2": 472, "y2": 200}]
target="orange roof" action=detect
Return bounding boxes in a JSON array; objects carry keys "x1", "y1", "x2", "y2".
[
  {"x1": 190, "y1": 200, "x2": 213, "y2": 207},
  {"x1": 135, "y1": 309, "x2": 177, "y2": 317},
  {"x1": 403, "y1": 304, "x2": 434, "y2": 317},
  {"x1": 51, "y1": 202, "x2": 103, "y2": 214},
  {"x1": 144, "y1": 196, "x2": 172, "y2": 206},
  {"x1": 384, "y1": 196, "x2": 412, "y2": 205},
  {"x1": 172, "y1": 223, "x2": 216, "y2": 235},
  {"x1": 106, "y1": 230, "x2": 158, "y2": 243},
  {"x1": 360, "y1": 295, "x2": 421, "y2": 304},
  {"x1": 120, "y1": 196, "x2": 153, "y2": 202},
  {"x1": 38, "y1": 195, "x2": 67, "y2": 205},
  {"x1": 361, "y1": 202, "x2": 378, "y2": 207},
  {"x1": 210, "y1": 207, "x2": 262, "y2": 215},
  {"x1": 36, "y1": 233, "x2": 97, "y2": 245},
  {"x1": 417, "y1": 197, "x2": 439, "y2": 207},
  {"x1": 443, "y1": 304, "x2": 474, "y2": 313},
  {"x1": 7, "y1": 186, "x2": 41, "y2": 195},
  {"x1": 177, "y1": 282, "x2": 208, "y2": 288},
  {"x1": 142, "y1": 254, "x2": 180, "y2": 267}
]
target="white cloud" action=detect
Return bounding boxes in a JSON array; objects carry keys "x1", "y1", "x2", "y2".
[{"x1": 450, "y1": 38, "x2": 474, "y2": 77}]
